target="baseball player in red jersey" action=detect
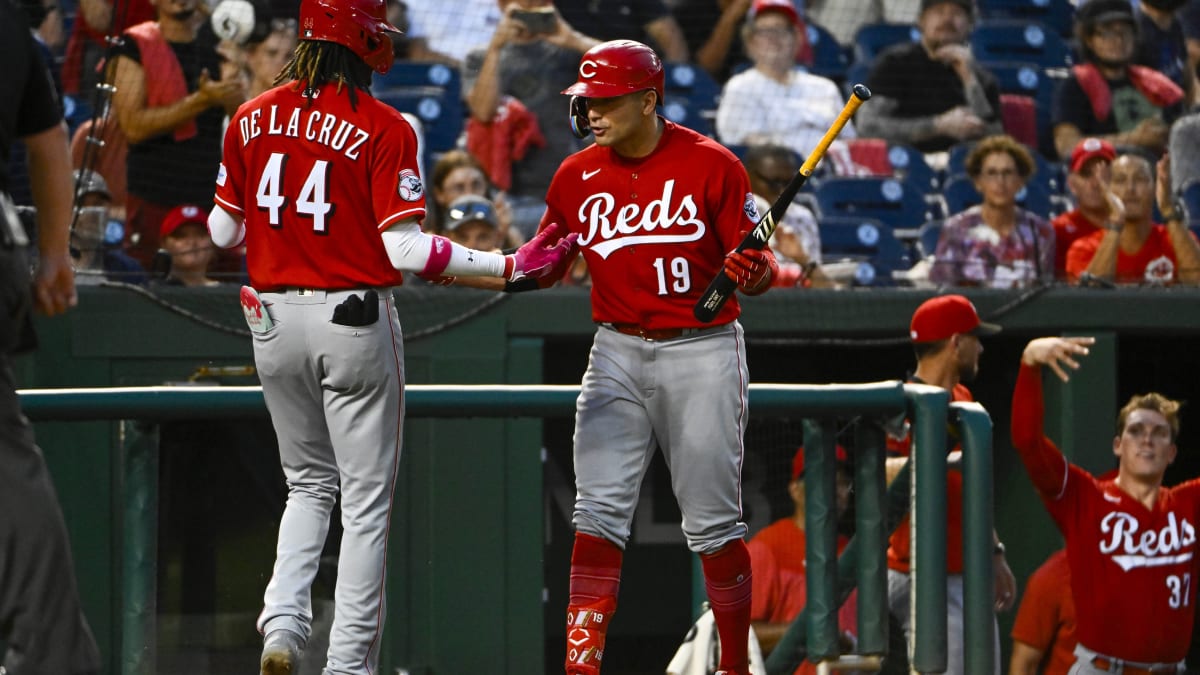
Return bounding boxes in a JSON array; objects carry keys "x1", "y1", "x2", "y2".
[
  {"x1": 1013, "y1": 336, "x2": 1200, "y2": 674},
  {"x1": 536, "y1": 40, "x2": 778, "y2": 675},
  {"x1": 205, "y1": 1, "x2": 576, "y2": 673}
]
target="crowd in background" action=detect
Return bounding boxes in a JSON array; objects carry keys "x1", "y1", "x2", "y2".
[{"x1": 10, "y1": 0, "x2": 1200, "y2": 290}]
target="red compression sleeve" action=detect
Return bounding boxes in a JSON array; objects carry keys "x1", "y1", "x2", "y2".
[
  {"x1": 701, "y1": 539, "x2": 753, "y2": 672},
  {"x1": 1011, "y1": 363, "x2": 1071, "y2": 498}
]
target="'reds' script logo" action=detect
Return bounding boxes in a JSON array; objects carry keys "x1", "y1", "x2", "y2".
[
  {"x1": 1099, "y1": 511, "x2": 1196, "y2": 571},
  {"x1": 577, "y1": 179, "x2": 705, "y2": 258}
]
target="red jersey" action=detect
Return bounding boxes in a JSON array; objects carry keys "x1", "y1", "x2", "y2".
[
  {"x1": 1065, "y1": 224, "x2": 1187, "y2": 284},
  {"x1": 1051, "y1": 210, "x2": 1101, "y2": 279},
  {"x1": 886, "y1": 383, "x2": 972, "y2": 574},
  {"x1": 748, "y1": 518, "x2": 855, "y2": 675},
  {"x1": 214, "y1": 83, "x2": 426, "y2": 291},
  {"x1": 1011, "y1": 549, "x2": 1076, "y2": 675},
  {"x1": 1012, "y1": 364, "x2": 1200, "y2": 663},
  {"x1": 541, "y1": 119, "x2": 755, "y2": 329}
]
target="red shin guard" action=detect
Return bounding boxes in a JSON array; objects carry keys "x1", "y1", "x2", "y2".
[
  {"x1": 565, "y1": 532, "x2": 623, "y2": 674},
  {"x1": 701, "y1": 539, "x2": 753, "y2": 673}
]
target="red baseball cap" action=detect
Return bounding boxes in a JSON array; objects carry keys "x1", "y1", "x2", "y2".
[
  {"x1": 160, "y1": 204, "x2": 207, "y2": 238},
  {"x1": 909, "y1": 295, "x2": 1001, "y2": 343},
  {"x1": 1069, "y1": 137, "x2": 1116, "y2": 174},
  {"x1": 751, "y1": 0, "x2": 801, "y2": 26},
  {"x1": 792, "y1": 444, "x2": 849, "y2": 481}
]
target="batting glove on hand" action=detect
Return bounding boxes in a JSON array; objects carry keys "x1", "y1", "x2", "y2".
[
  {"x1": 723, "y1": 248, "x2": 777, "y2": 295},
  {"x1": 504, "y1": 222, "x2": 580, "y2": 282}
]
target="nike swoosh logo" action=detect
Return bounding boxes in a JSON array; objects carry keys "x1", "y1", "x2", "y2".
[{"x1": 582, "y1": 169, "x2": 601, "y2": 181}]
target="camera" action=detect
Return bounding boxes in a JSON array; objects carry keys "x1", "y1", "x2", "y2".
[{"x1": 512, "y1": 8, "x2": 556, "y2": 35}]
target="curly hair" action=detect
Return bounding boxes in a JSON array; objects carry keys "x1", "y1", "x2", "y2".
[
  {"x1": 274, "y1": 40, "x2": 374, "y2": 109},
  {"x1": 964, "y1": 135, "x2": 1036, "y2": 180},
  {"x1": 1117, "y1": 392, "x2": 1183, "y2": 441}
]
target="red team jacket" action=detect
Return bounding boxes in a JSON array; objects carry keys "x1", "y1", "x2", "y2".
[
  {"x1": 540, "y1": 119, "x2": 755, "y2": 329},
  {"x1": 215, "y1": 82, "x2": 427, "y2": 291},
  {"x1": 1012, "y1": 364, "x2": 1200, "y2": 663}
]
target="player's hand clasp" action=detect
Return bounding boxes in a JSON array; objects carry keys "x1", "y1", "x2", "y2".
[{"x1": 506, "y1": 221, "x2": 580, "y2": 282}]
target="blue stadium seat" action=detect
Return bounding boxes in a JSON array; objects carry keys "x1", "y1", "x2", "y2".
[
  {"x1": 662, "y1": 96, "x2": 715, "y2": 137},
  {"x1": 851, "y1": 22, "x2": 920, "y2": 65},
  {"x1": 818, "y1": 215, "x2": 912, "y2": 285},
  {"x1": 663, "y1": 61, "x2": 721, "y2": 110},
  {"x1": 917, "y1": 219, "x2": 944, "y2": 259},
  {"x1": 886, "y1": 145, "x2": 940, "y2": 194},
  {"x1": 978, "y1": 0, "x2": 1075, "y2": 37},
  {"x1": 982, "y1": 61, "x2": 1069, "y2": 158},
  {"x1": 813, "y1": 176, "x2": 931, "y2": 230},
  {"x1": 841, "y1": 62, "x2": 871, "y2": 100},
  {"x1": 940, "y1": 173, "x2": 1054, "y2": 216},
  {"x1": 970, "y1": 20, "x2": 1073, "y2": 68},
  {"x1": 372, "y1": 61, "x2": 465, "y2": 167},
  {"x1": 805, "y1": 21, "x2": 851, "y2": 82},
  {"x1": 372, "y1": 61, "x2": 462, "y2": 94}
]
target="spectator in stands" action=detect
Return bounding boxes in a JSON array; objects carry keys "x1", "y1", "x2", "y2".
[
  {"x1": 71, "y1": 112, "x2": 130, "y2": 222},
  {"x1": 1009, "y1": 548, "x2": 1076, "y2": 675},
  {"x1": 62, "y1": 0, "x2": 155, "y2": 99},
  {"x1": 929, "y1": 135, "x2": 1055, "y2": 288},
  {"x1": 1052, "y1": 138, "x2": 1121, "y2": 279},
  {"x1": 1135, "y1": 0, "x2": 1198, "y2": 106},
  {"x1": 464, "y1": 0, "x2": 599, "y2": 238},
  {"x1": 1052, "y1": 0, "x2": 1185, "y2": 160},
  {"x1": 749, "y1": 445, "x2": 858, "y2": 669},
  {"x1": 108, "y1": 0, "x2": 246, "y2": 267},
  {"x1": 71, "y1": 169, "x2": 146, "y2": 284},
  {"x1": 1182, "y1": 0, "x2": 1200, "y2": 84},
  {"x1": 857, "y1": 0, "x2": 1002, "y2": 155},
  {"x1": 554, "y1": 0, "x2": 689, "y2": 62},
  {"x1": 245, "y1": 18, "x2": 297, "y2": 99},
  {"x1": 885, "y1": 294, "x2": 1016, "y2": 675},
  {"x1": 716, "y1": 0, "x2": 861, "y2": 176},
  {"x1": 672, "y1": 0, "x2": 751, "y2": 82},
  {"x1": 741, "y1": 143, "x2": 837, "y2": 288},
  {"x1": 155, "y1": 204, "x2": 222, "y2": 287},
  {"x1": 805, "y1": 0, "x2": 923, "y2": 48},
  {"x1": 442, "y1": 194, "x2": 503, "y2": 252},
  {"x1": 404, "y1": 0, "x2": 500, "y2": 66},
  {"x1": 1067, "y1": 153, "x2": 1200, "y2": 284},
  {"x1": 428, "y1": 149, "x2": 520, "y2": 247}
]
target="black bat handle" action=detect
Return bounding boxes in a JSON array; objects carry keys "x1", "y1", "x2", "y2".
[{"x1": 693, "y1": 271, "x2": 739, "y2": 323}]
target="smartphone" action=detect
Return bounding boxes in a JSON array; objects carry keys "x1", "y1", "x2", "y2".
[{"x1": 512, "y1": 8, "x2": 556, "y2": 35}]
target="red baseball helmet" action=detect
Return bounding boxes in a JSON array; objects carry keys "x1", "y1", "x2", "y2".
[
  {"x1": 561, "y1": 40, "x2": 665, "y2": 100},
  {"x1": 299, "y1": 0, "x2": 401, "y2": 74}
]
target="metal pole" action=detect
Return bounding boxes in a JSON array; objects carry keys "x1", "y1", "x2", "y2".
[
  {"x1": 803, "y1": 418, "x2": 840, "y2": 663},
  {"x1": 854, "y1": 422, "x2": 888, "y2": 656},
  {"x1": 906, "y1": 385, "x2": 949, "y2": 674},
  {"x1": 954, "y1": 403, "x2": 995, "y2": 674}
]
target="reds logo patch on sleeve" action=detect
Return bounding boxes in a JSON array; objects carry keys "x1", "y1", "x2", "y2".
[
  {"x1": 397, "y1": 169, "x2": 424, "y2": 201},
  {"x1": 743, "y1": 193, "x2": 760, "y2": 222}
]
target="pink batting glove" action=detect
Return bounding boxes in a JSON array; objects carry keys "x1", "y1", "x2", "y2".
[{"x1": 504, "y1": 222, "x2": 580, "y2": 281}]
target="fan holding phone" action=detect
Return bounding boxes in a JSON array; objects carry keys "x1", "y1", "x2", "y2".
[{"x1": 464, "y1": 2, "x2": 601, "y2": 238}]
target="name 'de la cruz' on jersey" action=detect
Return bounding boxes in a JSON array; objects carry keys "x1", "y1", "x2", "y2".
[
  {"x1": 215, "y1": 82, "x2": 427, "y2": 292},
  {"x1": 1013, "y1": 364, "x2": 1200, "y2": 663},
  {"x1": 542, "y1": 119, "x2": 759, "y2": 329}
]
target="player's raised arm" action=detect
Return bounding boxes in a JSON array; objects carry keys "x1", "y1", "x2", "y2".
[{"x1": 1011, "y1": 337, "x2": 1096, "y2": 497}]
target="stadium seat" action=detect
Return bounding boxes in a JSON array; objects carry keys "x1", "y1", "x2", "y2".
[
  {"x1": 983, "y1": 60, "x2": 1068, "y2": 158},
  {"x1": 886, "y1": 145, "x2": 940, "y2": 194},
  {"x1": 969, "y1": 20, "x2": 1073, "y2": 68},
  {"x1": 841, "y1": 61, "x2": 872, "y2": 100},
  {"x1": 940, "y1": 173, "x2": 1054, "y2": 216},
  {"x1": 372, "y1": 60, "x2": 462, "y2": 94},
  {"x1": 851, "y1": 22, "x2": 920, "y2": 65},
  {"x1": 662, "y1": 96, "x2": 715, "y2": 137},
  {"x1": 663, "y1": 61, "x2": 721, "y2": 110},
  {"x1": 813, "y1": 176, "x2": 931, "y2": 230},
  {"x1": 817, "y1": 215, "x2": 912, "y2": 285},
  {"x1": 916, "y1": 219, "x2": 943, "y2": 259},
  {"x1": 978, "y1": 0, "x2": 1075, "y2": 37},
  {"x1": 805, "y1": 21, "x2": 851, "y2": 82},
  {"x1": 372, "y1": 61, "x2": 465, "y2": 167},
  {"x1": 1000, "y1": 93, "x2": 1038, "y2": 148}
]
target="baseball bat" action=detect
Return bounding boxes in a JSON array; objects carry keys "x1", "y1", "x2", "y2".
[{"x1": 693, "y1": 83, "x2": 872, "y2": 323}]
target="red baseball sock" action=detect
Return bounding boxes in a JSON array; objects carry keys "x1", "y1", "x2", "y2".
[
  {"x1": 701, "y1": 539, "x2": 753, "y2": 674},
  {"x1": 565, "y1": 532, "x2": 623, "y2": 675}
]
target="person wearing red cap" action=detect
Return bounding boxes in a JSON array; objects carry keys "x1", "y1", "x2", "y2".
[
  {"x1": 715, "y1": 0, "x2": 861, "y2": 176},
  {"x1": 885, "y1": 294, "x2": 1014, "y2": 675},
  {"x1": 858, "y1": 0, "x2": 1003, "y2": 154},
  {"x1": 1066, "y1": 152, "x2": 1200, "y2": 284},
  {"x1": 157, "y1": 204, "x2": 220, "y2": 287},
  {"x1": 748, "y1": 446, "x2": 858, "y2": 674},
  {"x1": 1051, "y1": 138, "x2": 1121, "y2": 279}
]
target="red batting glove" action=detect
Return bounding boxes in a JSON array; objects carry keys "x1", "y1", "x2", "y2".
[{"x1": 723, "y1": 248, "x2": 777, "y2": 295}]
